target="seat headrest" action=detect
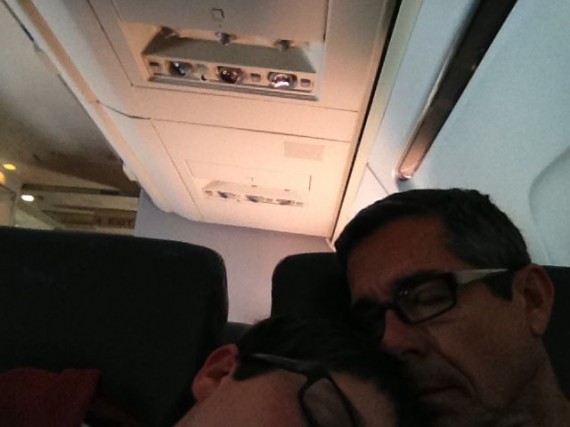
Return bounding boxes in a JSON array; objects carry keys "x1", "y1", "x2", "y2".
[
  {"x1": 0, "y1": 226, "x2": 228, "y2": 426},
  {"x1": 271, "y1": 252, "x2": 350, "y2": 321}
]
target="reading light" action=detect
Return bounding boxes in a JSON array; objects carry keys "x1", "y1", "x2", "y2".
[
  {"x1": 269, "y1": 73, "x2": 296, "y2": 89},
  {"x1": 2, "y1": 163, "x2": 16, "y2": 171},
  {"x1": 21, "y1": 194, "x2": 35, "y2": 202}
]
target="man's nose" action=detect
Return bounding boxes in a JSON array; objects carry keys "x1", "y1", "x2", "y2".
[{"x1": 381, "y1": 310, "x2": 428, "y2": 357}]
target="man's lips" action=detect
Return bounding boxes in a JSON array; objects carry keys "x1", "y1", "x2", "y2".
[
  {"x1": 413, "y1": 385, "x2": 467, "y2": 408},
  {"x1": 409, "y1": 377, "x2": 465, "y2": 398},
  {"x1": 399, "y1": 359, "x2": 471, "y2": 404},
  {"x1": 415, "y1": 386, "x2": 457, "y2": 397},
  {"x1": 403, "y1": 366, "x2": 467, "y2": 397}
]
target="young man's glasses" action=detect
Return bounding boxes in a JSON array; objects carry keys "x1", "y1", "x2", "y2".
[
  {"x1": 351, "y1": 268, "x2": 512, "y2": 339},
  {"x1": 243, "y1": 353, "x2": 359, "y2": 427}
]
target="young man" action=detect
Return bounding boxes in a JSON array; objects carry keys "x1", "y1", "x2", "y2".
[
  {"x1": 336, "y1": 188, "x2": 570, "y2": 427},
  {"x1": 175, "y1": 316, "x2": 420, "y2": 427}
]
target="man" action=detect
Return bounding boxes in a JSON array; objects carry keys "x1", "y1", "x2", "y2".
[
  {"x1": 175, "y1": 316, "x2": 420, "y2": 427},
  {"x1": 335, "y1": 188, "x2": 570, "y2": 426}
]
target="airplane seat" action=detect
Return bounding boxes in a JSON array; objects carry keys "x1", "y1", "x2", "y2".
[
  {"x1": 222, "y1": 321, "x2": 251, "y2": 344},
  {"x1": 271, "y1": 252, "x2": 351, "y2": 322},
  {"x1": 271, "y1": 252, "x2": 570, "y2": 397},
  {"x1": 0, "y1": 226, "x2": 228, "y2": 427}
]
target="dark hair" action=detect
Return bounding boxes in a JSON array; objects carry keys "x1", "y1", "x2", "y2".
[
  {"x1": 335, "y1": 188, "x2": 530, "y2": 299},
  {"x1": 234, "y1": 316, "x2": 421, "y2": 426}
]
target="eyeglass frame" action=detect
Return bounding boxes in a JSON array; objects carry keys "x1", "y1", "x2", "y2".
[
  {"x1": 350, "y1": 268, "x2": 515, "y2": 332},
  {"x1": 242, "y1": 353, "x2": 359, "y2": 427}
]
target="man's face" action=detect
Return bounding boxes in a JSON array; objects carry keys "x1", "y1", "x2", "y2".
[
  {"x1": 178, "y1": 369, "x2": 396, "y2": 427},
  {"x1": 347, "y1": 216, "x2": 542, "y2": 427}
]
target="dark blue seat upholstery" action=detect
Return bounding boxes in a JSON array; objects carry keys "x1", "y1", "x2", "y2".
[
  {"x1": 0, "y1": 226, "x2": 228, "y2": 426},
  {"x1": 271, "y1": 252, "x2": 351, "y2": 321}
]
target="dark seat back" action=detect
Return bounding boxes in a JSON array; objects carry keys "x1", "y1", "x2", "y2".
[
  {"x1": 271, "y1": 252, "x2": 350, "y2": 321},
  {"x1": 222, "y1": 321, "x2": 251, "y2": 344},
  {"x1": 0, "y1": 226, "x2": 228, "y2": 426},
  {"x1": 271, "y1": 252, "x2": 570, "y2": 397},
  {"x1": 542, "y1": 265, "x2": 570, "y2": 396}
]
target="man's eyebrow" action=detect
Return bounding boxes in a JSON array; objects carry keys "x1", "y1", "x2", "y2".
[
  {"x1": 352, "y1": 269, "x2": 447, "y2": 304},
  {"x1": 391, "y1": 269, "x2": 446, "y2": 290}
]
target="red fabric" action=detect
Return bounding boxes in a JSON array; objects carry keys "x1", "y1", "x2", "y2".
[{"x1": 0, "y1": 368, "x2": 101, "y2": 427}]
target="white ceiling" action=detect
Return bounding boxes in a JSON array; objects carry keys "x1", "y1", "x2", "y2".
[{"x1": 1, "y1": 0, "x2": 395, "y2": 236}]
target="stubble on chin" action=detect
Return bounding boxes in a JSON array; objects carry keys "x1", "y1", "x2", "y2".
[{"x1": 400, "y1": 363, "x2": 499, "y2": 427}]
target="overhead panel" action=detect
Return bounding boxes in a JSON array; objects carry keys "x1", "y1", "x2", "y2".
[
  {"x1": 154, "y1": 120, "x2": 350, "y2": 235},
  {"x1": 15, "y1": 0, "x2": 396, "y2": 236},
  {"x1": 102, "y1": 0, "x2": 327, "y2": 100}
]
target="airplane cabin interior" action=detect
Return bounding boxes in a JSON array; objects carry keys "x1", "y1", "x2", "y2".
[{"x1": 0, "y1": 0, "x2": 568, "y2": 425}]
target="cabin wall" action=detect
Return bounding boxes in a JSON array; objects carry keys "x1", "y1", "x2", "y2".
[
  {"x1": 0, "y1": 187, "x2": 15, "y2": 225},
  {"x1": 0, "y1": 171, "x2": 20, "y2": 226},
  {"x1": 337, "y1": 0, "x2": 478, "y2": 236},
  {"x1": 349, "y1": 0, "x2": 570, "y2": 265},
  {"x1": 134, "y1": 191, "x2": 331, "y2": 324}
]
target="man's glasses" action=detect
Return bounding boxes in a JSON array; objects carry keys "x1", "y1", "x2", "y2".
[
  {"x1": 351, "y1": 268, "x2": 512, "y2": 338},
  {"x1": 243, "y1": 353, "x2": 358, "y2": 427}
]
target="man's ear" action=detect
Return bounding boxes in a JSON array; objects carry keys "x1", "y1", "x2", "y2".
[
  {"x1": 191, "y1": 344, "x2": 240, "y2": 402},
  {"x1": 513, "y1": 264, "x2": 555, "y2": 337}
]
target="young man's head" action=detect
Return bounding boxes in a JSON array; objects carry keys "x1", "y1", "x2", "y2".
[
  {"x1": 176, "y1": 316, "x2": 419, "y2": 427},
  {"x1": 336, "y1": 188, "x2": 563, "y2": 426}
]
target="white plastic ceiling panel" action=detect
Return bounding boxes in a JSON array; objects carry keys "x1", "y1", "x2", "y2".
[
  {"x1": 90, "y1": 0, "x2": 393, "y2": 111},
  {"x1": 154, "y1": 120, "x2": 350, "y2": 236},
  {"x1": 134, "y1": 88, "x2": 358, "y2": 142},
  {"x1": 112, "y1": 0, "x2": 328, "y2": 42}
]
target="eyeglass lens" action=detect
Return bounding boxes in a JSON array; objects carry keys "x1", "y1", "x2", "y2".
[{"x1": 397, "y1": 277, "x2": 455, "y2": 323}]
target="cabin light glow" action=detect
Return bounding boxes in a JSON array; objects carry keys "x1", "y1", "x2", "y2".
[
  {"x1": 2, "y1": 163, "x2": 16, "y2": 171},
  {"x1": 0, "y1": 171, "x2": 5, "y2": 185},
  {"x1": 21, "y1": 194, "x2": 35, "y2": 202}
]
